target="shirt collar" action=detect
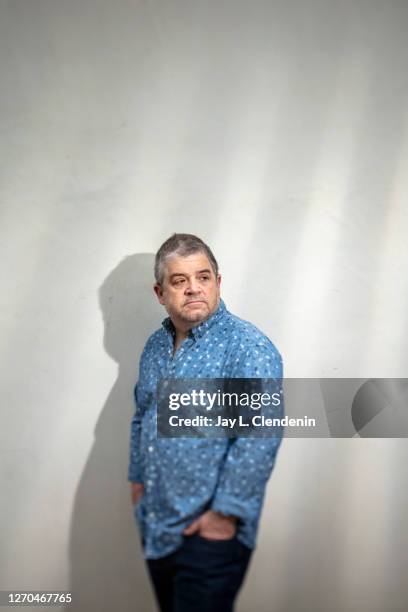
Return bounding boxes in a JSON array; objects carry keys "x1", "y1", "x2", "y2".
[{"x1": 161, "y1": 298, "x2": 227, "y2": 340}]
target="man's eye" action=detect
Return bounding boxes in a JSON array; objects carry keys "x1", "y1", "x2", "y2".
[
  {"x1": 199, "y1": 276, "x2": 210, "y2": 281},
  {"x1": 174, "y1": 279, "x2": 185, "y2": 285}
]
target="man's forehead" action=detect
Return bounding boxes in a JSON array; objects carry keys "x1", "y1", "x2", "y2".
[{"x1": 164, "y1": 252, "x2": 212, "y2": 275}]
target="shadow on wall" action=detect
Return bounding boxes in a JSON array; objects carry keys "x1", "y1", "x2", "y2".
[{"x1": 66, "y1": 253, "x2": 164, "y2": 612}]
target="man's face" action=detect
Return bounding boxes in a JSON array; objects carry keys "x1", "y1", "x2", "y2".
[{"x1": 154, "y1": 251, "x2": 221, "y2": 331}]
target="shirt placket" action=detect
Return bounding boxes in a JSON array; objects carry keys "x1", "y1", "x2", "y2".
[
  {"x1": 165, "y1": 334, "x2": 196, "y2": 377},
  {"x1": 144, "y1": 333, "x2": 196, "y2": 549}
]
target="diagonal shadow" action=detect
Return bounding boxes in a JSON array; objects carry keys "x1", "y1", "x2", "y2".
[{"x1": 66, "y1": 253, "x2": 163, "y2": 612}]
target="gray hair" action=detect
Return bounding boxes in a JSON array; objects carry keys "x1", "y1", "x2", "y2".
[{"x1": 154, "y1": 233, "x2": 219, "y2": 284}]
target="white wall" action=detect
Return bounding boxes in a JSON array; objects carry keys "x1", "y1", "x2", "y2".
[{"x1": 1, "y1": 1, "x2": 407, "y2": 610}]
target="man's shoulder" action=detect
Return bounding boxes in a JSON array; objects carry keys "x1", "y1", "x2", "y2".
[
  {"x1": 140, "y1": 327, "x2": 167, "y2": 356},
  {"x1": 223, "y1": 309, "x2": 282, "y2": 360}
]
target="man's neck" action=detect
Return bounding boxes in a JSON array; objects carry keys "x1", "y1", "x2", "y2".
[
  {"x1": 173, "y1": 329, "x2": 190, "y2": 355},
  {"x1": 170, "y1": 300, "x2": 221, "y2": 355}
]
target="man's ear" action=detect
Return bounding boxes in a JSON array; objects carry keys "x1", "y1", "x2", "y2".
[
  {"x1": 154, "y1": 283, "x2": 165, "y2": 305},
  {"x1": 216, "y1": 274, "x2": 221, "y2": 288}
]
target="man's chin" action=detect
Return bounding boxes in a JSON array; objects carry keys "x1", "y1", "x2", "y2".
[
  {"x1": 185, "y1": 312, "x2": 207, "y2": 323},
  {"x1": 182, "y1": 304, "x2": 209, "y2": 322}
]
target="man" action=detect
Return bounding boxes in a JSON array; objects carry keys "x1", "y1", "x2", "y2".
[{"x1": 128, "y1": 233, "x2": 283, "y2": 612}]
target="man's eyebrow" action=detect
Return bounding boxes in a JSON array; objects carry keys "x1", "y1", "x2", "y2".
[{"x1": 169, "y1": 269, "x2": 212, "y2": 279}]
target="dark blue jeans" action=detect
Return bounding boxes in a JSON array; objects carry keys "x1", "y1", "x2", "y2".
[{"x1": 146, "y1": 533, "x2": 252, "y2": 612}]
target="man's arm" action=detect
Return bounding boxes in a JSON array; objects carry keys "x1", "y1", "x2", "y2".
[
  {"x1": 210, "y1": 341, "x2": 284, "y2": 522},
  {"x1": 128, "y1": 337, "x2": 154, "y2": 490},
  {"x1": 128, "y1": 383, "x2": 145, "y2": 506},
  {"x1": 183, "y1": 340, "x2": 283, "y2": 539}
]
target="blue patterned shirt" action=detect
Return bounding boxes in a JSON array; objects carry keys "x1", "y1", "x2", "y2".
[{"x1": 128, "y1": 298, "x2": 283, "y2": 559}]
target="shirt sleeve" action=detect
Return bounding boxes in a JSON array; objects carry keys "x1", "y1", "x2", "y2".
[
  {"x1": 210, "y1": 341, "x2": 284, "y2": 521},
  {"x1": 127, "y1": 381, "x2": 144, "y2": 483}
]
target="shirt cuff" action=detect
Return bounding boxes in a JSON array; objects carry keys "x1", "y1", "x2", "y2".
[
  {"x1": 127, "y1": 465, "x2": 143, "y2": 483},
  {"x1": 210, "y1": 491, "x2": 257, "y2": 522}
]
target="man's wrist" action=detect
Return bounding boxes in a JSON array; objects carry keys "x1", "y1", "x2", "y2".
[{"x1": 212, "y1": 509, "x2": 237, "y2": 521}]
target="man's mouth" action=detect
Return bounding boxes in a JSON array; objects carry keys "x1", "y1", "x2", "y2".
[{"x1": 185, "y1": 300, "x2": 206, "y2": 306}]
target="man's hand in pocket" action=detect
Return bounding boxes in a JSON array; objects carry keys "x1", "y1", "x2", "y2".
[{"x1": 183, "y1": 510, "x2": 237, "y2": 540}]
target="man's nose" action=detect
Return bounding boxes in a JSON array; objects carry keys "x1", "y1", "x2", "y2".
[{"x1": 185, "y1": 279, "x2": 201, "y2": 293}]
